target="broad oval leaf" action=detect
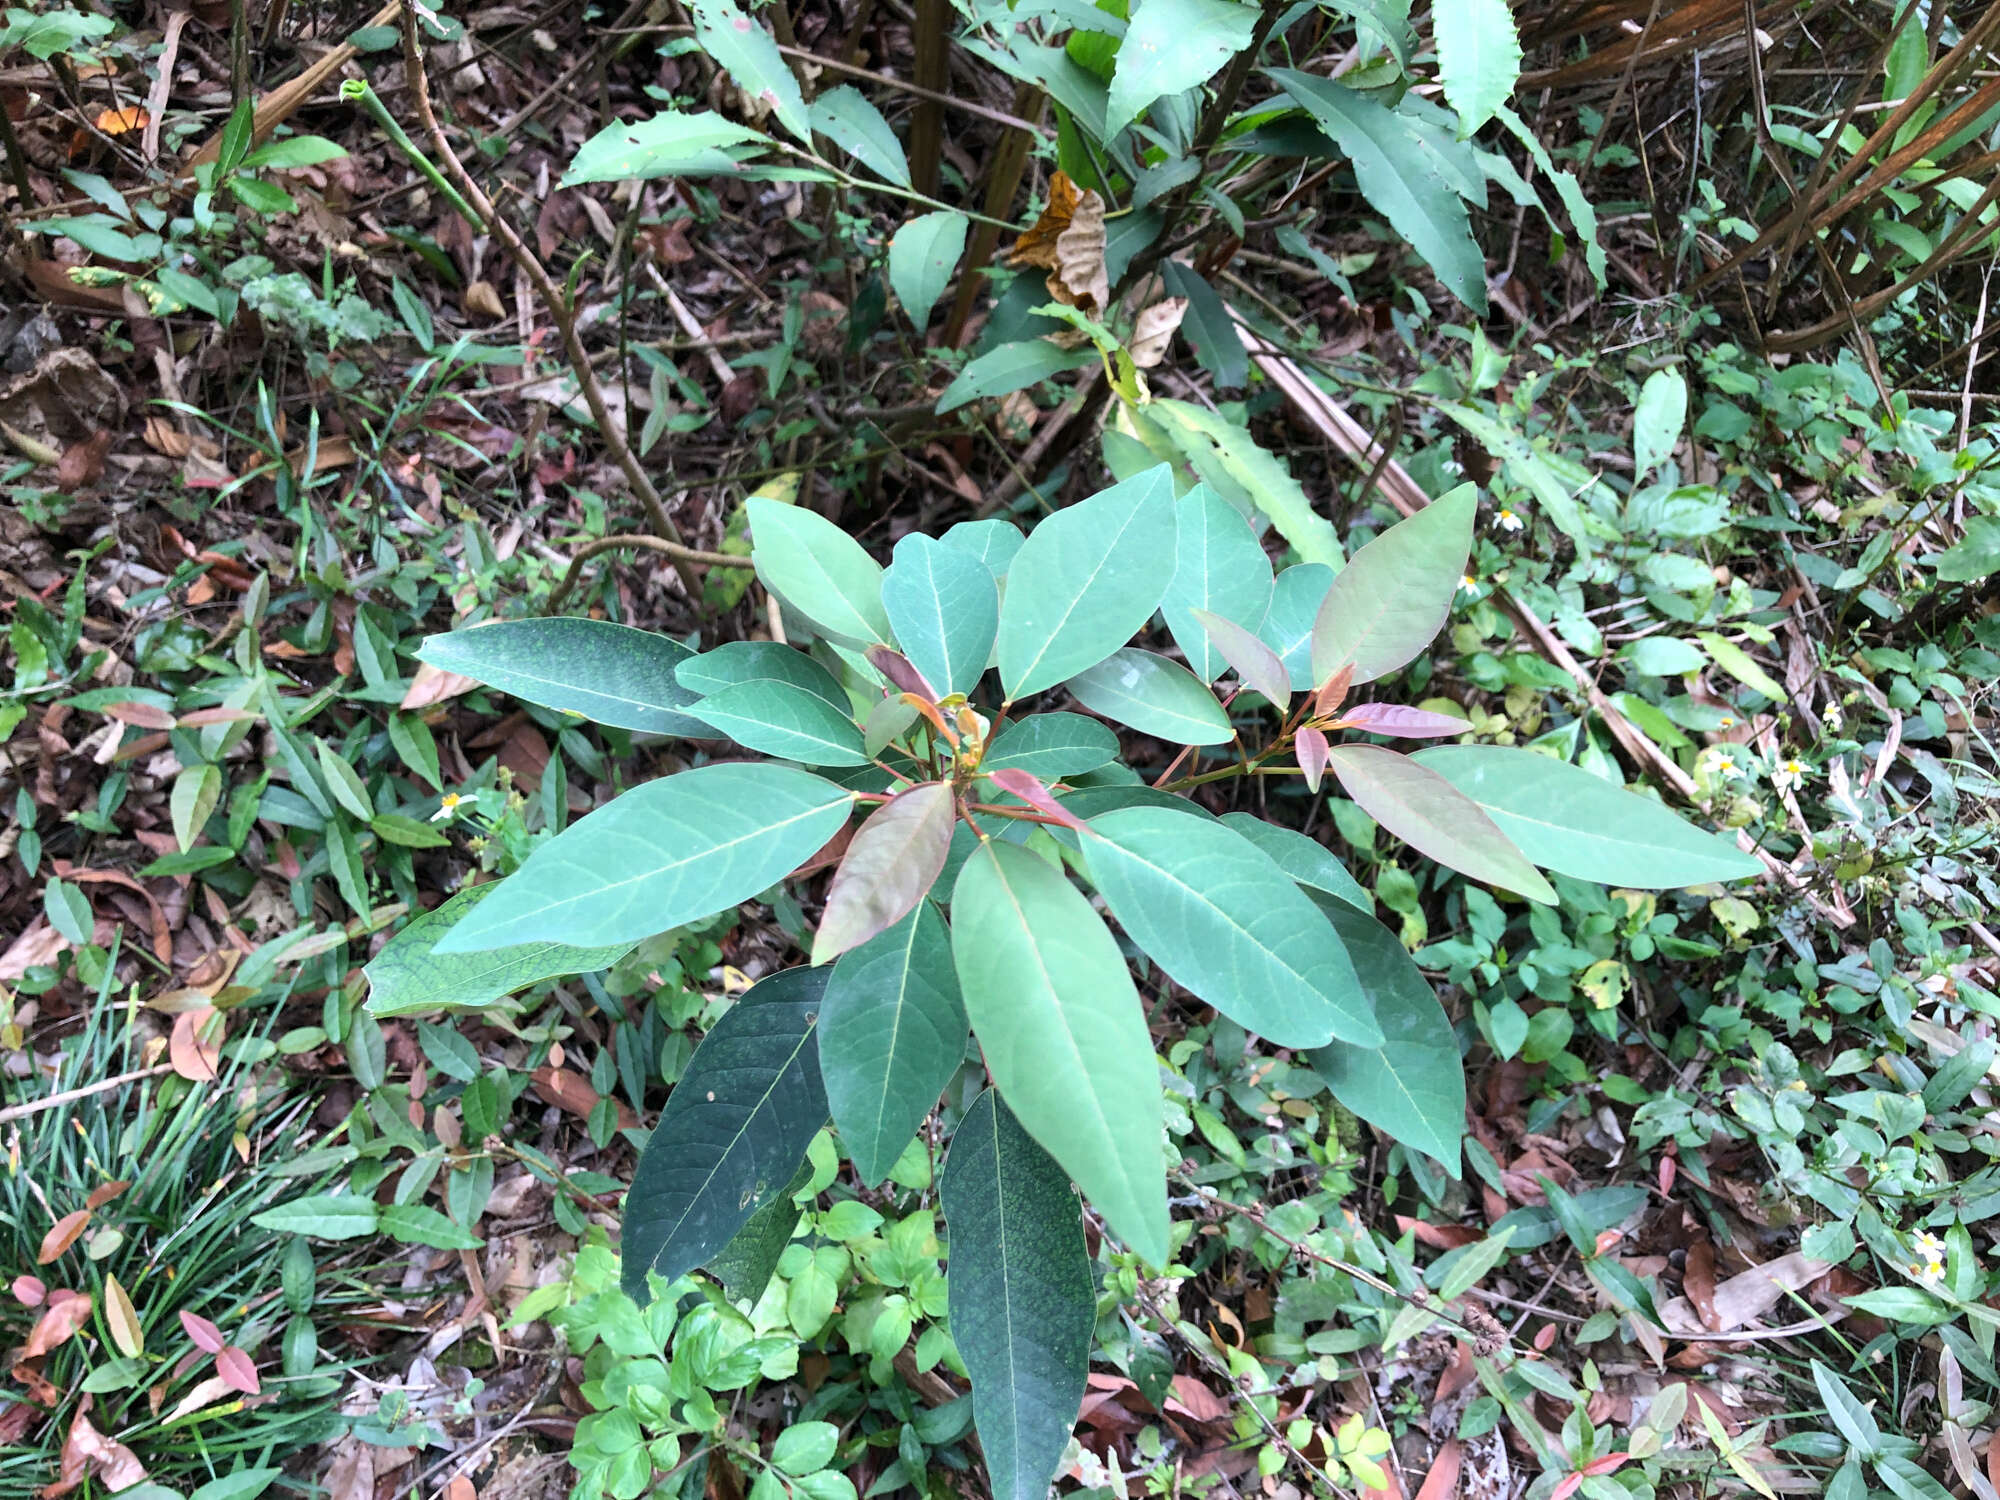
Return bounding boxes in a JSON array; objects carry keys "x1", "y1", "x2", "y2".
[
  {"x1": 1191, "y1": 609, "x2": 1290, "y2": 707},
  {"x1": 881, "y1": 533, "x2": 999, "y2": 697},
  {"x1": 1217, "y1": 813, "x2": 1371, "y2": 911},
  {"x1": 939, "y1": 1089, "x2": 1094, "y2": 1500},
  {"x1": 621, "y1": 966, "x2": 828, "y2": 1300},
  {"x1": 950, "y1": 839, "x2": 1168, "y2": 1264},
  {"x1": 436, "y1": 764, "x2": 854, "y2": 952},
  {"x1": 689, "y1": 678, "x2": 869, "y2": 765},
  {"x1": 1084, "y1": 807, "x2": 1380, "y2": 1047},
  {"x1": 365, "y1": 885, "x2": 634, "y2": 1016},
  {"x1": 1258, "y1": 562, "x2": 1335, "y2": 690},
  {"x1": 1633, "y1": 366, "x2": 1688, "y2": 479},
  {"x1": 1325, "y1": 743, "x2": 1556, "y2": 903},
  {"x1": 747, "y1": 496, "x2": 892, "y2": 645},
  {"x1": 812, "y1": 783, "x2": 956, "y2": 963},
  {"x1": 997, "y1": 467, "x2": 1178, "y2": 699},
  {"x1": 809, "y1": 84, "x2": 911, "y2": 186},
  {"x1": 418, "y1": 618, "x2": 707, "y2": 736},
  {"x1": 1105, "y1": 0, "x2": 1260, "y2": 137},
  {"x1": 978, "y1": 712, "x2": 1119, "y2": 781},
  {"x1": 1434, "y1": 0, "x2": 1522, "y2": 136},
  {"x1": 1304, "y1": 897, "x2": 1465, "y2": 1173},
  {"x1": 688, "y1": 0, "x2": 810, "y2": 143},
  {"x1": 819, "y1": 903, "x2": 967, "y2": 1185},
  {"x1": 1066, "y1": 649, "x2": 1233, "y2": 745},
  {"x1": 1410, "y1": 745, "x2": 1763, "y2": 887},
  {"x1": 675, "y1": 640, "x2": 849, "y2": 710},
  {"x1": 887, "y1": 209, "x2": 969, "y2": 329},
  {"x1": 1310, "y1": 484, "x2": 1477, "y2": 688},
  {"x1": 1161, "y1": 484, "x2": 1273, "y2": 683},
  {"x1": 938, "y1": 339, "x2": 1099, "y2": 415},
  {"x1": 562, "y1": 109, "x2": 767, "y2": 185},
  {"x1": 941, "y1": 519, "x2": 1026, "y2": 577}
]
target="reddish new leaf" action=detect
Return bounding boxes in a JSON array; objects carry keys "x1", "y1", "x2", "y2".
[
  {"x1": 866, "y1": 645, "x2": 938, "y2": 701},
  {"x1": 1295, "y1": 727, "x2": 1329, "y2": 793},
  {"x1": 811, "y1": 782, "x2": 956, "y2": 965},
  {"x1": 12, "y1": 1275, "x2": 45, "y2": 1307},
  {"x1": 1335, "y1": 702, "x2": 1469, "y2": 739},
  {"x1": 982, "y1": 768, "x2": 1087, "y2": 832},
  {"x1": 1190, "y1": 609, "x2": 1291, "y2": 708},
  {"x1": 216, "y1": 1346, "x2": 260, "y2": 1395},
  {"x1": 179, "y1": 1309, "x2": 226, "y2": 1354}
]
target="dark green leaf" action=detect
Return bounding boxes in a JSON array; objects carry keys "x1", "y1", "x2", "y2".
[
  {"x1": 881, "y1": 533, "x2": 999, "y2": 697},
  {"x1": 708, "y1": 1161, "x2": 813, "y2": 1302},
  {"x1": 379, "y1": 1202, "x2": 484, "y2": 1249},
  {"x1": 1160, "y1": 261, "x2": 1247, "y2": 388},
  {"x1": 417, "y1": 619, "x2": 707, "y2": 736},
  {"x1": 937, "y1": 340, "x2": 1098, "y2": 415},
  {"x1": 366, "y1": 885, "x2": 634, "y2": 1016}
]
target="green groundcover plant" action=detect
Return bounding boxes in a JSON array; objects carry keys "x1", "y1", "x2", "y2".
[{"x1": 367, "y1": 465, "x2": 1758, "y2": 1500}]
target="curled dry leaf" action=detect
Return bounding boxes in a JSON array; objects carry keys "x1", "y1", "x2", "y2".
[
  {"x1": 1129, "y1": 298, "x2": 1188, "y2": 369},
  {"x1": 1005, "y1": 170, "x2": 1110, "y2": 315},
  {"x1": 22, "y1": 1290, "x2": 92, "y2": 1358},
  {"x1": 168, "y1": 1006, "x2": 221, "y2": 1083},
  {"x1": 43, "y1": 1397, "x2": 147, "y2": 1498}
]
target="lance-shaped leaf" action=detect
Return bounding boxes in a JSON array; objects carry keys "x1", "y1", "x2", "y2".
[
  {"x1": 688, "y1": 0, "x2": 809, "y2": 144},
  {"x1": 809, "y1": 84, "x2": 910, "y2": 186},
  {"x1": 881, "y1": 534, "x2": 999, "y2": 698},
  {"x1": 437, "y1": 764, "x2": 855, "y2": 952},
  {"x1": 417, "y1": 618, "x2": 707, "y2": 736},
  {"x1": 747, "y1": 496, "x2": 892, "y2": 645},
  {"x1": 1067, "y1": 649, "x2": 1233, "y2": 745},
  {"x1": 1325, "y1": 744, "x2": 1556, "y2": 903},
  {"x1": 819, "y1": 904, "x2": 967, "y2": 1185},
  {"x1": 1311, "y1": 484, "x2": 1476, "y2": 688},
  {"x1": 1337, "y1": 703, "x2": 1470, "y2": 739},
  {"x1": 812, "y1": 783, "x2": 956, "y2": 964},
  {"x1": 1304, "y1": 896, "x2": 1465, "y2": 1173},
  {"x1": 984, "y1": 768, "x2": 1087, "y2": 832},
  {"x1": 1412, "y1": 745, "x2": 1763, "y2": 887},
  {"x1": 622, "y1": 966, "x2": 828, "y2": 1300},
  {"x1": 940, "y1": 1089, "x2": 1094, "y2": 1500},
  {"x1": 1160, "y1": 485, "x2": 1273, "y2": 683},
  {"x1": 978, "y1": 713, "x2": 1118, "y2": 780},
  {"x1": 996, "y1": 466, "x2": 1177, "y2": 699},
  {"x1": 366, "y1": 885, "x2": 634, "y2": 1015},
  {"x1": 676, "y1": 640, "x2": 849, "y2": 710},
  {"x1": 1218, "y1": 814, "x2": 1371, "y2": 911},
  {"x1": 1296, "y1": 726, "x2": 1329, "y2": 791},
  {"x1": 1192, "y1": 609, "x2": 1291, "y2": 707},
  {"x1": 562, "y1": 110, "x2": 768, "y2": 185},
  {"x1": 887, "y1": 209, "x2": 967, "y2": 328},
  {"x1": 689, "y1": 679, "x2": 869, "y2": 766},
  {"x1": 1083, "y1": 807, "x2": 1380, "y2": 1047},
  {"x1": 951, "y1": 839, "x2": 1169, "y2": 1264},
  {"x1": 707, "y1": 1161, "x2": 813, "y2": 1302}
]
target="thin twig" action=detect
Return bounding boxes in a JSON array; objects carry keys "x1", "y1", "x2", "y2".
[
  {"x1": 547, "y1": 533, "x2": 752, "y2": 615},
  {"x1": 0, "y1": 1066, "x2": 176, "y2": 1126}
]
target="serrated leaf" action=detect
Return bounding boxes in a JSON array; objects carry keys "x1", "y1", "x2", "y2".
[
  {"x1": 820, "y1": 904, "x2": 967, "y2": 1185},
  {"x1": 1066, "y1": 648, "x2": 1233, "y2": 745},
  {"x1": 881, "y1": 533, "x2": 998, "y2": 697},
  {"x1": 950, "y1": 839, "x2": 1168, "y2": 1264},
  {"x1": 1433, "y1": 0, "x2": 1521, "y2": 135},
  {"x1": 563, "y1": 109, "x2": 768, "y2": 184},
  {"x1": 1145, "y1": 399, "x2": 1343, "y2": 568},
  {"x1": 940, "y1": 1089, "x2": 1094, "y2": 1500},
  {"x1": 171, "y1": 762, "x2": 222, "y2": 853},
  {"x1": 937, "y1": 338, "x2": 1100, "y2": 414},
  {"x1": 417, "y1": 618, "x2": 707, "y2": 736},
  {"x1": 1326, "y1": 743, "x2": 1556, "y2": 902},
  {"x1": 747, "y1": 496, "x2": 893, "y2": 645},
  {"x1": 996, "y1": 467, "x2": 1177, "y2": 698},
  {"x1": 436, "y1": 763, "x2": 854, "y2": 952},
  {"x1": 810, "y1": 84, "x2": 910, "y2": 185},
  {"x1": 1160, "y1": 485, "x2": 1273, "y2": 683},
  {"x1": 1105, "y1": 0, "x2": 1259, "y2": 136},
  {"x1": 1493, "y1": 104, "x2": 1606, "y2": 288},
  {"x1": 978, "y1": 713, "x2": 1119, "y2": 781},
  {"x1": 1310, "y1": 484, "x2": 1475, "y2": 687},
  {"x1": 813, "y1": 783, "x2": 956, "y2": 963},
  {"x1": 1160, "y1": 261, "x2": 1247, "y2": 388},
  {"x1": 1217, "y1": 813, "x2": 1371, "y2": 910},
  {"x1": 1410, "y1": 745, "x2": 1762, "y2": 887},
  {"x1": 1436, "y1": 400, "x2": 1601, "y2": 550},
  {"x1": 689, "y1": 0, "x2": 810, "y2": 143},
  {"x1": 1084, "y1": 807, "x2": 1379, "y2": 1047},
  {"x1": 1192, "y1": 609, "x2": 1290, "y2": 707},
  {"x1": 622, "y1": 966, "x2": 828, "y2": 1299},
  {"x1": 689, "y1": 678, "x2": 869, "y2": 765},
  {"x1": 887, "y1": 210, "x2": 968, "y2": 329},
  {"x1": 365, "y1": 884, "x2": 634, "y2": 1016},
  {"x1": 1634, "y1": 366, "x2": 1688, "y2": 478},
  {"x1": 1304, "y1": 896, "x2": 1464, "y2": 1171},
  {"x1": 1268, "y1": 68, "x2": 1488, "y2": 311}
]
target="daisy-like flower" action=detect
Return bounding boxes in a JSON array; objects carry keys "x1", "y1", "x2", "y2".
[
  {"x1": 1459, "y1": 574, "x2": 1479, "y2": 597},
  {"x1": 1718, "y1": 715, "x2": 1737, "y2": 730},
  {"x1": 1712, "y1": 751, "x2": 1745, "y2": 780},
  {"x1": 1494, "y1": 507, "x2": 1524, "y2": 534},
  {"x1": 431, "y1": 792, "x2": 465, "y2": 823},
  {"x1": 1772, "y1": 756, "x2": 1810, "y2": 794},
  {"x1": 1822, "y1": 700, "x2": 1844, "y2": 730},
  {"x1": 1908, "y1": 1230, "x2": 1949, "y2": 1287}
]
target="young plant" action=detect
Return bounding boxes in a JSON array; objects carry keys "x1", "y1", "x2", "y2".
[{"x1": 373, "y1": 462, "x2": 1759, "y2": 1499}]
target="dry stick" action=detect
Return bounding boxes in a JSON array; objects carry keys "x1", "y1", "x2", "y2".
[
  {"x1": 0, "y1": 1065, "x2": 176, "y2": 1126},
  {"x1": 396, "y1": 9, "x2": 705, "y2": 600},
  {"x1": 547, "y1": 532, "x2": 753, "y2": 614},
  {"x1": 908, "y1": 0, "x2": 948, "y2": 197},
  {"x1": 940, "y1": 81, "x2": 1045, "y2": 349}
]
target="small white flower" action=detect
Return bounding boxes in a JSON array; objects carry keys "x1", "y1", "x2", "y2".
[
  {"x1": 1772, "y1": 757, "x2": 1810, "y2": 794},
  {"x1": 1458, "y1": 574, "x2": 1479, "y2": 597},
  {"x1": 1712, "y1": 752, "x2": 1744, "y2": 780},
  {"x1": 1822, "y1": 701, "x2": 1844, "y2": 729},
  {"x1": 431, "y1": 792, "x2": 464, "y2": 823},
  {"x1": 1718, "y1": 714, "x2": 1737, "y2": 731},
  {"x1": 1909, "y1": 1230, "x2": 1950, "y2": 1287},
  {"x1": 1494, "y1": 507, "x2": 1524, "y2": 535}
]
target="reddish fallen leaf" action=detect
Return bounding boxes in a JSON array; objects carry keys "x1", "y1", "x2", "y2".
[
  {"x1": 530, "y1": 1066, "x2": 636, "y2": 1129},
  {"x1": 42, "y1": 1397, "x2": 146, "y2": 1498},
  {"x1": 1684, "y1": 1238, "x2": 1720, "y2": 1331},
  {"x1": 1414, "y1": 1439, "x2": 1462, "y2": 1500},
  {"x1": 12, "y1": 1276, "x2": 46, "y2": 1307},
  {"x1": 1659, "y1": 1153, "x2": 1677, "y2": 1195},
  {"x1": 37, "y1": 1211, "x2": 90, "y2": 1265},
  {"x1": 55, "y1": 429, "x2": 115, "y2": 492},
  {"x1": 179, "y1": 1310, "x2": 225, "y2": 1353},
  {"x1": 400, "y1": 659, "x2": 479, "y2": 710},
  {"x1": 101, "y1": 702, "x2": 176, "y2": 730},
  {"x1": 1533, "y1": 1323, "x2": 1557, "y2": 1352},
  {"x1": 1396, "y1": 1216, "x2": 1483, "y2": 1250},
  {"x1": 216, "y1": 1346, "x2": 259, "y2": 1395},
  {"x1": 85, "y1": 1181, "x2": 129, "y2": 1211},
  {"x1": 0, "y1": 1402, "x2": 39, "y2": 1443},
  {"x1": 1168, "y1": 1375, "x2": 1230, "y2": 1423},
  {"x1": 168, "y1": 1007, "x2": 220, "y2": 1083},
  {"x1": 22, "y1": 1291, "x2": 92, "y2": 1357},
  {"x1": 444, "y1": 1476, "x2": 476, "y2": 1500}
]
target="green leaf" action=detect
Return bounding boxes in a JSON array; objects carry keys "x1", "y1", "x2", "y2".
[
  {"x1": 622, "y1": 967, "x2": 828, "y2": 1300},
  {"x1": 1695, "y1": 631, "x2": 1787, "y2": 703},
  {"x1": 1304, "y1": 898, "x2": 1464, "y2": 1172},
  {"x1": 370, "y1": 812, "x2": 451, "y2": 849},
  {"x1": 171, "y1": 762, "x2": 222, "y2": 853},
  {"x1": 820, "y1": 904, "x2": 967, "y2": 1185},
  {"x1": 364, "y1": 884, "x2": 634, "y2": 1016},
  {"x1": 1311, "y1": 484, "x2": 1476, "y2": 688},
  {"x1": 1066, "y1": 648, "x2": 1233, "y2": 745},
  {"x1": 240, "y1": 135, "x2": 348, "y2": 169},
  {"x1": 747, "y1": 496, "x2": 893, "y2": 646},
  {"x1": 978, "y1": 713, "x2": 1119, "y2": 781},
  {"x1": 941, "y1": 519, "x2": 1026, "y2": 577},
  {"x1": 708, "y1": 1161, "x2": 812, "y2": 1301},
  {"x1": 436, "y1": 764, "x2": 854, "y2": 952},
  {"x1": 1145, "y1": 400, "x2": 1343, "y2": 568},
  {"x1": 812, "y1": 783, "x2": 956, "y2": 963},
  {"x1": 996, "y1": 467, "x2": 1177, "y2": 699},
  {"x1": 1267, "y1": 69, "x2": 1488, "y2": 311},
  {"x1": 1325, "y1": 744, "x2": 1556, "y2": 902},
  {"x1": 1217, "y1": 813, "x2": 1371, "y2": 910},
  {"x1": 1623, "y1": 634, "x2": 1707, "y2": 676},
  {"x1": 1258, "y1": 562, "x2": 1335, "y2": 689},
  {"x1": 881, "y1": 533, "x2": 998, "y2": 697},
  {"x1": 1434, "y1": 401, "x2": 1602, "y2": 550},
  {"x1": 248, "y1": 1194, "x2": 379, "y2": 1239},
  {"x1": 1160, "y1": 261, "x2": 1247, "y2": 388},
  {"x1": 1493, "y1": 105, "x2": 1606, "y2": 288},
  {"x1": 1409, "y1": 745, "x2": 1762, "y2": 887},
  {"x1": 1633, "y1": 367, "x2": 1688, "y2": 478},
  {"x1": 773, "y1": 1422, "x2": 841, "y2": 1477},
  {"x1": 417, "y1": 619, "x2": 707, "y2": 736},
  {"x1": 676, "y1": 640, "x2": 849, "y2": 709},
  {"x1": 1930, "y1": 516, "x2": 2000, "y2": 582},
  {"x1": 1191, "y1": 610, "x2": 1291, "y2": 707},
  {"x1": 688, "y1": 0, "x2": 810, "y2": 143},
  {"x1": 939, "y1": 1089, "x2": 1095, "y2": 1500},
  {"x1": 937, "y1": 339, "x2": 1099, "y2": 414},
  {"x1": 1084, "y1": 807, "x2": 1380, "y2": 1047},
  {"x1": 562, "y1": 109, "x2": 769, "y2": 184},
  {"x1": 1160, "y1": 485, "x2": 1273, "y2": 682},
  {"x1": 1105, "y1": 0, "x2": 1259, "y2": 137},
  {"x1": 887, "y1": 210, "x2": 968, "y2": 329},
  {"x1": 950, "y1": 839, "x2": 1168, "y2": 1264},
  {"x1": 689, "y1": 678, "x2": 869, "y2": 765},
  {"x1": 1812, "y1": 1360, "x2": 1882, "y2": 1459},
  {"x1": 379, "y1": 1202, "x2": 484, "y2": 1249},
  {"x1": 315, "y1": 739, "x2": 374, "y2": 821},
  {"x1": 810, "y1": 84, "x2": 910, "y2": 185},
  {"x1": 189, "y1": 1469, "x2": 282, "y2": 1500},
  {"x1": 1433, "y1": 0, "x2": 1521, "y2": 136}
]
